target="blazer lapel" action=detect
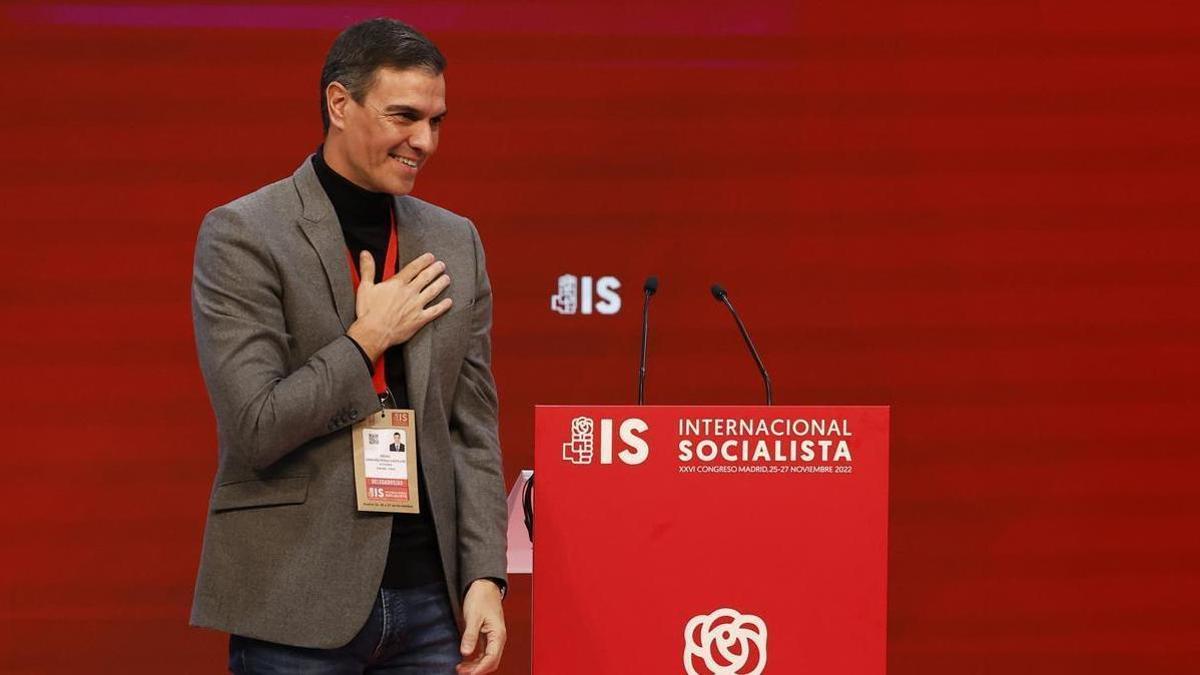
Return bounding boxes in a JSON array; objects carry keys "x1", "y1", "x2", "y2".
[
  {"x1": 293, "y1": 159, "x2": 357, "y2": 330},
  {"x1": 395, "y1": 196, "x2": 432, "y2": 418}
]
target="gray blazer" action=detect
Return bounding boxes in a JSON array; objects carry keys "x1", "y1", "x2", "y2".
[{"x1": 189, "y1": 158, "x2": 507, "y2": 648}]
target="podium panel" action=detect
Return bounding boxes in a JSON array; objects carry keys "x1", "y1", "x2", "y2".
[{"x1": 533, "y1": 405, "x2": 888, "y2": 674}]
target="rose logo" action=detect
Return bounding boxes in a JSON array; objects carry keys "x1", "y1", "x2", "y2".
[
  {"x1": 571, "y1": 417, "x2": 593, "y2": 437},
  {"x1": 683, "y1": 608, "x2": 767, "y2": 675}
]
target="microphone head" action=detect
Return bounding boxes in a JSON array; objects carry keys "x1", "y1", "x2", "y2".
[
  {"x1": 710, "y1": 283, "x2": 728, "y2": 301},
  {"x1": 644, "y1": 275, "x2": 659, "y2": 295}
]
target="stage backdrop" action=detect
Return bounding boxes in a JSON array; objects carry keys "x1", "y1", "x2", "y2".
[{"x1": 1, "y1": 1, "x2": 1198, "y2": 673}]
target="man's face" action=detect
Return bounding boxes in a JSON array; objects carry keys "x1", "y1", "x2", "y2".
[{"x1": 329, "y1": 66, "x2": 446, "y2": 195}]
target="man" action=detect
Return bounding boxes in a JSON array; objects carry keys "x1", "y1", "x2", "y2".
[
  {"x1": 390, "y1": 432, "x2": 406, "y2": 453},
  {"x1": 190, "y1": 18, "x2": 507, "y2": 674}
]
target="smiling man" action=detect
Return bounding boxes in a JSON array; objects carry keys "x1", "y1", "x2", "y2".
[{"x1": 190, "y1": 19, "x2": 507, "y2": 674}]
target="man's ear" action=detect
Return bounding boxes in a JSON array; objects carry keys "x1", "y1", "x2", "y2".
[{"x1": 326, "y1": 81, "x2": 351, "y2": 132}]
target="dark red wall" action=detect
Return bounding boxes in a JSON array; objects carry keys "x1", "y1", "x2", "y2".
[{"x1": 2, "y1": 1, "x2": 1198, "y2": 672}]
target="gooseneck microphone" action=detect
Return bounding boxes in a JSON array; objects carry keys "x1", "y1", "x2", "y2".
[
  {"x1": 710, "y1": 284, "x2": 773, "y2": 405},
  {"x1": 638, "y1": 276, "x2": 659, "y2": 405}
]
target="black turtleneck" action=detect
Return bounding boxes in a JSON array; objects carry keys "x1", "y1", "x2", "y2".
[{"x1": 312, "y1": 147, "x2": 444, "y2": 590}]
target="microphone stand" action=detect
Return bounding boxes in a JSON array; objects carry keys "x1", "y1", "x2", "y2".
[
  {"x1": 638, "y1": 276, "x2": 658, "y2": 405},
  {"x1": 711, "y1": 284, "x2": 773, "y2": 405}
]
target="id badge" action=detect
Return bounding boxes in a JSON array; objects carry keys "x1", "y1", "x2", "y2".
[{"x1": 352, "y1": 408, "x2": 420, "y2": 513}]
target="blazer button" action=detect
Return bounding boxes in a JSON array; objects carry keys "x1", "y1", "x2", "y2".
[{"x1": 350, "y1": 408, "x2": 360, "y2": 417}]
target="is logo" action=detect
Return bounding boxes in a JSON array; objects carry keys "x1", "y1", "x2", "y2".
[
  {"x1": 560, "y1": 416, "x2": 649, "y2": 466},
  {"x1": 550, "y1": 274, "x2": 621, "y2": 315},
  {"x1": 683, "y1": 608, "x2": 768, "y2": 675},
  {"x1": 562, "y1": 417, "x2": 595, "y2": 464}
]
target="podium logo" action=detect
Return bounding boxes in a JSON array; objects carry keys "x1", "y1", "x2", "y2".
[
  {"x1": 683, "y1": 608, "x2": 768, "y2": 675},
  {"x1": 563, "y1": 417, "x2": 595, "y2": 464},
  {"x1": 551, "y1": 274, "x2": 621, "y2": 315},
  {"x1": 562, "y1": 416, "x2": 649, "y2": 466}
]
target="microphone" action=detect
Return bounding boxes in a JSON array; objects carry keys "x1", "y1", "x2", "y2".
[
  {"x1": 638, "y1": 276, "x2": 658, "y2": 405},
  {"x1": 710, "y1": 284, "x2": 773, "y2": 405}
]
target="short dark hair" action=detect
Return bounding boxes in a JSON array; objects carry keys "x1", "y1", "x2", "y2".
[{"x1": 320, "y1": 18, "x2": 446, "y2": 133}]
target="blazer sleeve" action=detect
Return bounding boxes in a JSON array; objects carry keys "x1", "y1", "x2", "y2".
[
  {"x1": 191, "y1": 206, "x2": 380, "y2": 472},
  {"x1": 448, "y1": 220, "x2": 509, "y2": 597}
]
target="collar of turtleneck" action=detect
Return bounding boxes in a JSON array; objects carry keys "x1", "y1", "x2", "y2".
[{"x1": 311, "y1": 145, "x2": 392, "y2": 232}]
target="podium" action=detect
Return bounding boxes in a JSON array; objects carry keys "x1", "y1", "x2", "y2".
[{"x1": 532, "y1": 405, "x2": 888, "y2": 674}]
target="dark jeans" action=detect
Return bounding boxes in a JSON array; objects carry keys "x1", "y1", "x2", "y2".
[{"x1": 229, "y1": 583, "x2": 460, "y2": 674}]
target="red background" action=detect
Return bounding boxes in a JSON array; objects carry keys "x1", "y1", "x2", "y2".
[{"x1": 1, "y1": 1, "x2": 1198, "y2": 672}]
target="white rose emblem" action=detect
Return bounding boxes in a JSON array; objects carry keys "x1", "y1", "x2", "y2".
[{"x1": 683, "y1": 608, "x2": 768, "y2": 675}]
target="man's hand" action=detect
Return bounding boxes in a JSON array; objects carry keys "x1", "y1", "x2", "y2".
[
  {"x1": 457, "y1": 579, "x2": 506, "y2": 674},
  {"x1": 347, "y1": 251, "x2": 452, "y2": 361}
]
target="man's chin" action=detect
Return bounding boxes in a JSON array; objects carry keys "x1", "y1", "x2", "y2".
[{"x1": 380, "y1": 177, "x2": 415, "y2": 197}]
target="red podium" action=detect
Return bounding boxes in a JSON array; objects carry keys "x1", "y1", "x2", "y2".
[{"x1": 532, "y1": 405, "x2": 888, "y2": 674}]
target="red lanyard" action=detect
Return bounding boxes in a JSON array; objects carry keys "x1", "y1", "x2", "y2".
[{"x1": 346, "y1": 208, "x2": 398, "y2": 396}]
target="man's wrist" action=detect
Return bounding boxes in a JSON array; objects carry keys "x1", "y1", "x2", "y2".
[
  {"x1": 346, "y1": 321, "x2": 385, "y2": 362},
  {"x1": 470, "y1": 577, "x2": 507, "y2": 600}
]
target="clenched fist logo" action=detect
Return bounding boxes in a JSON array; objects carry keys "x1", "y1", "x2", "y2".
[{"x1": 683, "y1": 608, "x2": 768, "y2": 675}]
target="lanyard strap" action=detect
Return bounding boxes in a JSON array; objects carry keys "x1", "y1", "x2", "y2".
[{"x1": 346, "y1": 208, "x2": 399, "y2": 396}]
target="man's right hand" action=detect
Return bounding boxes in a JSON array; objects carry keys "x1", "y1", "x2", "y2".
[{"x1": 347, "y1": 251, "x2": 452, "y2": 361}]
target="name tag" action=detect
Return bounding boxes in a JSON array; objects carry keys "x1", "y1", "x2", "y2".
[{"x1": 352, "y1": 409, "x2": 420, "y2": 513}]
